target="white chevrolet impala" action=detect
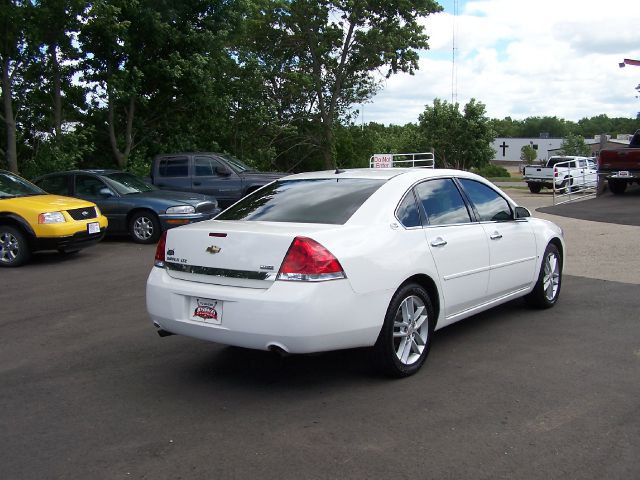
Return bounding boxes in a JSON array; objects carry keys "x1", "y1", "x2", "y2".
[{"x1": 146, "y1": 168, "x2": 564, "y2": 377}]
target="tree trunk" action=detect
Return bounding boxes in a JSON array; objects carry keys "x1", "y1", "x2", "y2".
[
  {"x1": 50, "y1": 43, "x2": 62, "y2": 136},
  {"x1": 321, "y1": 120, "x2": 335, "y2": 170},
  {"x1": 108, "y1": 93, "x2": 135, "y2": 169},
  {"x1": 2, "y1": 58, "x2": 18, "y2": 173}
]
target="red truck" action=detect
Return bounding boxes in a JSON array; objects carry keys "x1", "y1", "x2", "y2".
[{"x1": 598, "y1": 130, "x2": 640, "y2": 194}]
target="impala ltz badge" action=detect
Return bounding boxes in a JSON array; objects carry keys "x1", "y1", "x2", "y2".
[{"x1": 206, "y1": 245, "x2": 221, "y2": 254}]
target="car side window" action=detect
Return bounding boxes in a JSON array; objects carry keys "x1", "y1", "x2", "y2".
[
  {"x1": 194, "y1": 156, "x2": 224, "y2": 177},
  {"x1": 396, "y1": 191, "x2": 421, "y2": 228},
  {"x1": 36, "y1": 175, "x2": 69, "y2": 196},
  {"x1": 458, "y1": 178, "x2": 512, "y2": 222},
  {"x1": 75, "y1": 175, "x2": 108, "y2": 197},
  {"x1": 414, "y1": 179, "x2": 471, "y2": 226},
  {"x1": 158, "y1": 157, "x2": 189, "y2": 177}
]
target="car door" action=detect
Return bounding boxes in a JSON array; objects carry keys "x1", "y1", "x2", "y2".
[
  {"x1": 578, "y1": 158, "x2": 598, "y2": 187},
  {"x1": 73, "y1": 174, "x2": 125, "y2": 231},
  {"x1": 191, "y1": 155, "x2": 243, "y2": 207},
  {"x1": 154, "y1": 155, "x2": 191, "y2": 192},
  {"x1": 414, "y1": 178, "x2": 490, "y2": 323},
  {"x1": 457, "y1": 178, "x2": 537, "y2": 299}
]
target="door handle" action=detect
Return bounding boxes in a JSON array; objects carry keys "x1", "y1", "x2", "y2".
[
  {"x1": 193, "y1": 182, "x2": 202, "y2": 186},
  {"x1": 490, "y1": 232, "x2": 503, "y2": 240},
  {"x1": 430, "y1": 237, "x2": 447, "y2": 247}
]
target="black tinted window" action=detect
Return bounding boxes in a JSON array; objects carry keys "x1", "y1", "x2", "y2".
[
  {"x1": 36, "y1": 175, "x2": 69, "y2": 195},
  {"x1": 158, "y1": 157, "x2": 188, "y2": 177},
  {"x1": 414, "y1": 179, "x2": 471, "y2": 225},
  {"x1": 217, "y1": 178, "x2": 385, "y2": 224},
  {"x1": 396, "y1": 191, "x2": 421, "y2": 228},
  {"x1": 76, "y1": 175, "x2": 108, "y2": 197},
  {"x1": 459, "y1": 179, "x2": 511, "y2": 222}
]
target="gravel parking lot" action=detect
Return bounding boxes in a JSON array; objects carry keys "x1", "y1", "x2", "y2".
[{"x1": 1, "y1": 188, "x2": 639, "y2": 479}]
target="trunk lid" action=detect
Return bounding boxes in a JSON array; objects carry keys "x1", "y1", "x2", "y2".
[{"x1": 163, "y1": 220, "x2": 339, "y2": 288}]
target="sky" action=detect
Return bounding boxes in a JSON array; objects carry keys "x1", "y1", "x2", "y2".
[{"x1": 363, "y1": 0, "x2": 640, "y2": 125}]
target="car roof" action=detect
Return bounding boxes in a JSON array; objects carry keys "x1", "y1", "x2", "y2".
[
  {"x1": 38, "y1": 169, "x2": 123, "y2": 177},
  {"x1": 282, "y1": 167, "x2": 484, "y2": 182}
]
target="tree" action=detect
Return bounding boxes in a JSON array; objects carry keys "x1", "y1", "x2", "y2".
[
  {"x1": 418, "y1": 98, "x2": 495, "y2": 170},
  {"x1": 520, "y1": 144, "x2": 537, "y2": 164},
  {"x1": 30, "y1": 0, "x2": 84, "y2": 136},
  {"x1": 247, "y1": 0, "x2": 442, "y2": 170},
  {"x1": 559, "y1": 133, "x2": 590, "y2": 156},
  {"x1": 79, "y1": 0, "x2": 245, "y2": 169},
  {"x1": 0, "y1": 0, "x2": 31, "y2": 173}
]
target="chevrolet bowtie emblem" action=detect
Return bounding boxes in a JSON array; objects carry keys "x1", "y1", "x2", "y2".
[{"x1": 206, "y1": 245, "x2": 222, "y2": 254}]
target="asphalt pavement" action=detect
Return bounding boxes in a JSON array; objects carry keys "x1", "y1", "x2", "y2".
[{"x1": 1, "y1": 226, "x2": 639, "y2": 478}]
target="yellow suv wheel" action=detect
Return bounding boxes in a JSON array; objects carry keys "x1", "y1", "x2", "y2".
[{"x1": 0, "y1": 225, "x2": 31, "y2": 267}]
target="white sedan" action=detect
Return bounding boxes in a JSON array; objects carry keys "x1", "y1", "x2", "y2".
[{"x1": 146, "y1": 168, "x2": 564, "y2": 377}]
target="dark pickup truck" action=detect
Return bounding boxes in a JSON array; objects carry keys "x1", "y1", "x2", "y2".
[
  {"x1": 598, "y1": 130, "x2": 640, "y2": 194},
  {"x1": 149, "y1": 153, "x2": 284, "y2": 208}
]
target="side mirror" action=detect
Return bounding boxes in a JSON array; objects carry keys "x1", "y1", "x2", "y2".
[
  {"x1": 514, "y1": 206, "x2": 531, "y2": 219},
  {"x1": 215, "y1": 165, "x2": 232, "y2": 177},
  {"x1": 99, "y1": 187, "x2": 114, "y2": 198}
]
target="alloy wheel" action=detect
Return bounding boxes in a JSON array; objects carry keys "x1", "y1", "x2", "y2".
[
  {"x1": 393, "y1": 295, "x2": 429, "y2": 365},
  {"x1": 543, "y1": 251, "x2": 560, "y2": 301},
  {"x1": 133, "y1": 216, "x2": 154, "y2": 241},
  {"x1": 0, "y1": 231, "x2": 20, "y2": 264}
]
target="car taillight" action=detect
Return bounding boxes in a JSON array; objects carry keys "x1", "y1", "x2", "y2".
[
  {"x1": 277, "y1": 236, "x2": 346, "y2": 282},
  {"x1": 154, "y1": 231, "x2": 167, "y2": 268}
]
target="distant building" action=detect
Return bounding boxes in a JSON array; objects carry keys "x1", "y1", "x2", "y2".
[
  {"x1": 491, "y1": 134, "x2": 633, "y2": 169},
  {"x1": 491, "y1": 137, "x2": 564, "y2": 166}
]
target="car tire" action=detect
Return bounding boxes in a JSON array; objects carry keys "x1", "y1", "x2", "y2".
[
  {"x1": 568, "y1": 177, "x2": 579, "y2": 192},
  {"x1": 556, "y1": 179, "x2": 568, "y2": 194},
  {"x1": 527, "y1": 183, "x2": 542, "y2": 194},
  {"x1": 129, "y1": 211, "x2": 161, "y2": 244},
  {"x1": 525, "y1": 243, "x2": 562, "y2": 309},
  {"x1": 608, "y1": 179, "x2": 627, "y2": 195},
  {"x1": 0, "y1": 225, "x2": 31, "y2": 267},
  {"x1": 373, "y1": 283, "x2": 435, "y2": 378}
]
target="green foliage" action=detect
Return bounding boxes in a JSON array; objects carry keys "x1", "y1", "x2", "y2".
[
  {"x1": 520, "y1": 144, "x2": 537, "y2": 164},
  {"x1": 3, "y1": 0, "x2": 640, "y2": 181},
  {"x1": 20, "y1": 128, "x2": 95, "y2": 179},
  {"x1": 418, "y1": 98, "x2": 495, "y2": 170},
  {"x1": 559, "y1": 133, "x2": 591, "y2": 156},
  {"x1": 489, "y1": 114, "x2": 640, "y2": 139},
  {"x1": 245, "y1": 0, "x2": 443, "y2": 169},
  {"x1": 474, "y1": 164, "x2": 510, "y2": 178}
]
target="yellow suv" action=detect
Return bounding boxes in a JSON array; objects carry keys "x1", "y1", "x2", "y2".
[{"x1": 0, "y1": 169, "x2": 108, "y2": 267}]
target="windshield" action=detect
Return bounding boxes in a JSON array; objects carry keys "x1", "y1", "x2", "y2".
[
  {"x1": 104, "y1": 172, "x2": 155, "y2": 195},
  {"x1": 217, "y1": 178, "x2": 386, "y2": 224},
  {"x1": 0, "y1": 171, "x2": 46, "y2": 198},
  {"x1": 219, "y1": 155, "x2": 252, "y2": 173}
]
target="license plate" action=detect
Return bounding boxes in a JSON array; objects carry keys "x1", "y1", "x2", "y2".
[
  {"x1": 87, "y1": 222, "x2": 100, "y2": 234},
  {"x1": 616, "y1": 171, "x2": 630, "y2": 177},
  {"x1": 190, "y1": 297, "x2": 223, "y2": 324}
]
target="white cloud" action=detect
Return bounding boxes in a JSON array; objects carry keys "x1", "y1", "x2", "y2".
[{"x1": 364, "y1": 0, "x2": 640, "y2": 125}]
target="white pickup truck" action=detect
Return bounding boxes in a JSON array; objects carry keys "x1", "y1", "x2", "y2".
[{"x1": 523, "y1": 156, "x2": 597, "y2": 194}]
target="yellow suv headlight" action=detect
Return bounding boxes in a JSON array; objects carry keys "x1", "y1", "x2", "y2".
[{"x1": 38, "y1": 212, "x2": 66, "y2": 224}]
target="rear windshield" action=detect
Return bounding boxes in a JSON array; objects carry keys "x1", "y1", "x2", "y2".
[{"x1": 217, "y1": 178, "x2": 386, "y2": 224}]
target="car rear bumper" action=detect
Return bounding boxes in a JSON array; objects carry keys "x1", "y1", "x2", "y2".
[
  {"x1": 599, "y1": 171, "x2": 640, "y2": 180},
  {"x1": 146, "y1": 266, "x2": 388, "y2": 354}
]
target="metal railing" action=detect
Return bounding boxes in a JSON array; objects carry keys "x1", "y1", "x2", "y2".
[
  {"x1": 552, "y1": 160, "x2": 598, "y2": 205},
  {"x1": 369, "y1": 152, "x2": 435, "y2": 169}
]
